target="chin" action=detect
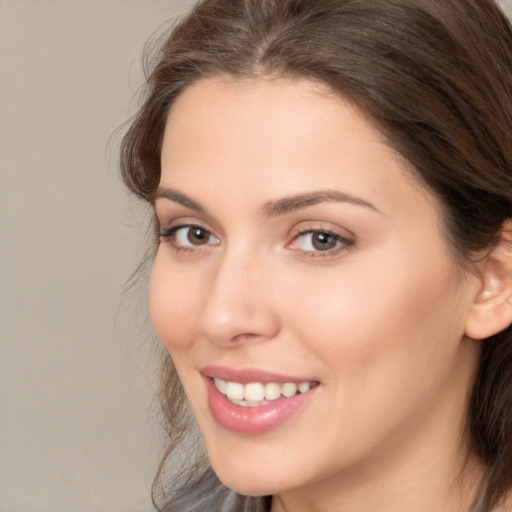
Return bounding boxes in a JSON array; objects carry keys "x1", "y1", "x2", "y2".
[
  {"x1": 215, "y1": 470, "x2": 283, "y2": 497},
  {"x1": 207, "y1": 450, "x2": 292, "y2": 496}
]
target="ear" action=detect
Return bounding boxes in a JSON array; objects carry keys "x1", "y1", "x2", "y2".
[{"x1": 465, "y1": 220, "x2": 512, "y2": 340}]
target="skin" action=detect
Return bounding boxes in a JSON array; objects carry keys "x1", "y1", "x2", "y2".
[{"x1": 150, "y1": 76, "x2": 487, "y2": 512}]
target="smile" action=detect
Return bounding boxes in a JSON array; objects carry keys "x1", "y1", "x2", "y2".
[
  {"x1": 213, "y1": 378, "x2": 317, "y2": 407},
  {"x1": 203, "y1": 367, "x2": 320, "y2": 433}
]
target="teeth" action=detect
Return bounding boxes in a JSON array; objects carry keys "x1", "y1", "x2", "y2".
[
  {"x1": 264, "y1": 382, "x2": 281, "y2": 400},
  {"x1": 298, "y1": 382, "x2": 311, "y2": 393},
  {"x1": 214, "y1": 378, "x2": 227, "y2": 394},
  {"x1": 282, "y1": 382, "x2": 297, "y2": 397},
  {"x1": 225, "y1": 381, "x2": 244, "y2": 401},
  {"x1": 231, "y1": 399, "x2": 269, "y2": 407},
  {"x1": 245, "y1": 382, "x2": 265, "y2": 401},
  {"x1": 213, "y1": 378, "x2": 315, "y2": 405}
]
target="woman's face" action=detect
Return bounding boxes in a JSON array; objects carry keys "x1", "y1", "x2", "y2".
[{"x1": 151, "y1": 77, "x2": 482, "y2": 500}]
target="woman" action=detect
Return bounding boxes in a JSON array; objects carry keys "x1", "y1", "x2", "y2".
[{"x1": 120, "y1": 0, "x2": 512, "y2": 510}]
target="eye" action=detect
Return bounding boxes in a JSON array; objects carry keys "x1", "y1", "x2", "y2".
[
  {"x1": 159, "y1": 224, "x2": 220, "y2": 249},
  {"x1": 289, "y1": 229, "x2": 353, "y2": 256}
]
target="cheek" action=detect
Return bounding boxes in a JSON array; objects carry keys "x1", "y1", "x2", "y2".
[
  {"x1": 149, "y1": 254, "x2": 202, "y2": 351},
  {"x1": 285, "y1": 245, "x2": 468, "y2": 393},
  {"x1": 272, "y1": 252, "x2": 471, "y2": 466}
]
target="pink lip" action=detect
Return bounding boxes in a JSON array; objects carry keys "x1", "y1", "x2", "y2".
[
  {"x1": 202, "y1": 366, "x2": 319, "y2": 434},
  {"x1": 202, "y1": 365, "x2": 317, "y2": 384}
]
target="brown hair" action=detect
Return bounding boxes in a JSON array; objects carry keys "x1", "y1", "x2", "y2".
[{"x1": 120, "y1": 1, "x2": 512, "y2": 510}]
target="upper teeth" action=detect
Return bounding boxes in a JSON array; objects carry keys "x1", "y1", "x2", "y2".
[{"x1": 214, "y1": 378, "x2": 313, "y2": 403}]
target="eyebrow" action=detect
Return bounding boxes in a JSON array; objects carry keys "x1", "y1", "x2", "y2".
[
  {"x1": 262, "y1": 190, "x2": 380, "y2": 216},
  {"x1": 153, "y1": 187, "x2": 379, "y2": 216},
  {"x1": 153, "y1": 187, "x2": 206, "y2": 213}
]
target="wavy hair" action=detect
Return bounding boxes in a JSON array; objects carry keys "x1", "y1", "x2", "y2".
[{"x1": 120, "y1": 1, "x2": 512, "y2": 510}]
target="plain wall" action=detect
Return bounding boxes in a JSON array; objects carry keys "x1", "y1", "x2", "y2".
[
  {"x1": 0, "y1": 1, "x2": 194, "y2": 511},
  {"x1": 1, "y1": 1, "x2": 511, "y2": 511}
]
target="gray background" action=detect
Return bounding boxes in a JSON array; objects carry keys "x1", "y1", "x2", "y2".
[
  {"x1": 1, "y1": 1, "x2": 511, "y2": 511},
  {"x1": 0, "y1": 1, "x2": 194, "y2": 511}
]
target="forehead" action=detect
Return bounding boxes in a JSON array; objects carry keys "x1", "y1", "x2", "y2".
[{"x1": 160, "y1": 76, "x2": 436, "y2": 220}]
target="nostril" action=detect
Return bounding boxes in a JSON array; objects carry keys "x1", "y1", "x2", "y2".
[{"x1": 230, "y1": 332, "x2": 268, "y2": 344}]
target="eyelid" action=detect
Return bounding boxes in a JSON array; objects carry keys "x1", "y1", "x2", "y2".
[
  {"x1": 159, "y1": 224, "x2": 218, "y2": 240},
  {"x1": 288, "y1": 220, "x2": 355, "y2": 241},
  {"x1": 155, "y1": 207, "x2": 222, "y2": 235},
  {"x1": 157, "y1": 214, "x2": 212, "y2": 233},
  {"x1": 158, "y1": 219, "x2": 220, "y2": 251},
  {"x1": 287, "y1": 224, "x2": 355, "y2": 258}
]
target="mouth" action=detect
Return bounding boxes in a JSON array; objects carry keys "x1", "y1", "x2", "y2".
[{"x1": 202, "y1": 366, "x2": 320, "y2": 433}]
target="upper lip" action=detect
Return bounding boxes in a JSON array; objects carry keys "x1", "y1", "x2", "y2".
[{"x1": 201, "y1": 365, "x2": 319, "y2": 385}]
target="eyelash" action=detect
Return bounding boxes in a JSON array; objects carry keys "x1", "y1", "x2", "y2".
[
  {"x1": 158, "y1": 224, "x2": 354, "y2": 258},
  {"x1": 288, "y1": 229, "x2": 354, "y2": 259},
  {"x1": 158, "y1": 224, "x2": 220, "y2": 253}
]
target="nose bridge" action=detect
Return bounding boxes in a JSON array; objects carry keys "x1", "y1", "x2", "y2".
[{"x1": 198, "y1": 242, "x2": 279, "y2": 345}]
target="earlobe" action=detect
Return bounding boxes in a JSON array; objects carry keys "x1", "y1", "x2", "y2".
[{"x1": 465, "y1": 220, "x2": 512, "y2": 340}]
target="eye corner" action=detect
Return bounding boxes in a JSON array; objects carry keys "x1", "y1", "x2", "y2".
[
  {"x1": 158, "y1": 223, "x2": 221, "y2": 253},
  {"x1": 287, "y1": 227, "x2": 355, "y2": 260}
]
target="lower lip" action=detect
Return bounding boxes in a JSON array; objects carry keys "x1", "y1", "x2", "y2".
[{"x1": 205, "y1": 377, "x2": 317, "y2": 434}]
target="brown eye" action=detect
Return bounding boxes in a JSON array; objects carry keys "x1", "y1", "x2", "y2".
[
  {"x1": 159, "y1": 225, "x2": 220, "y2": 248},
  {"x1": 290, "y1": 229, "x2": 353, "y2": 256},
  {"x1": 295, "y1": 231, "x2": 342, "y2": 252},
  {"x1": 311, "y1": 232, "x2": 338, "y2": 251},
  {"x1": 187, "y1": 227, "x2": 210, "y2": 245}
]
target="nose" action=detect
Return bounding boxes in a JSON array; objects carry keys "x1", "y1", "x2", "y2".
[{"x1": 198, "y1": 249, "x2": 281, "y2": 346}]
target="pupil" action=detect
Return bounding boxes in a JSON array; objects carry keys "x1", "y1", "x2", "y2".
[
  {"x1": 188, "y1": 227, "x2": 207, "y2": 245},
  {"x1": 313, "y1": 232, "x2": 336, "y2": 251}
]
